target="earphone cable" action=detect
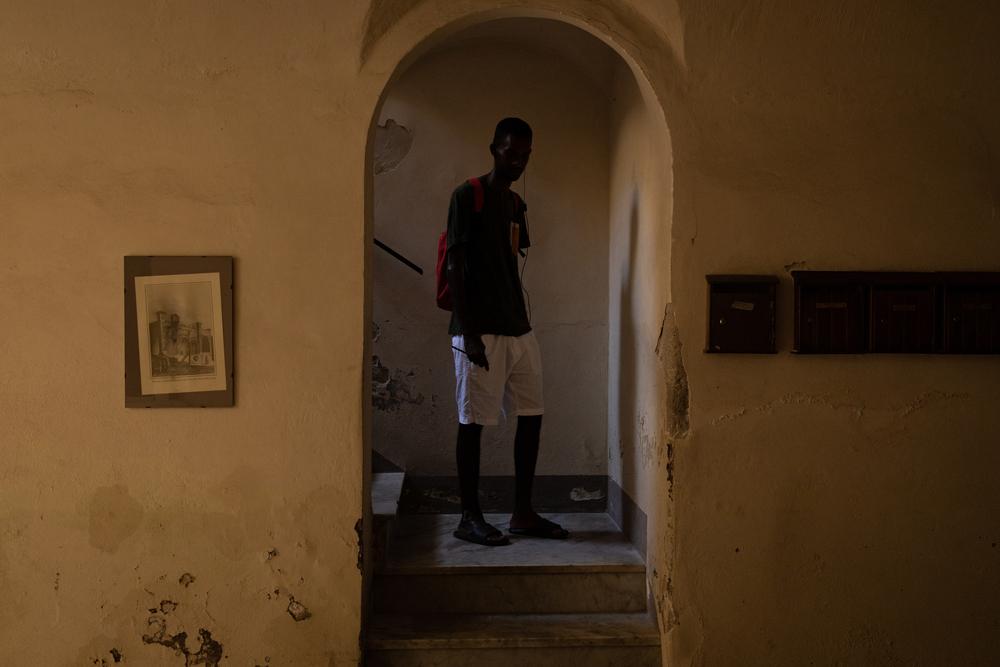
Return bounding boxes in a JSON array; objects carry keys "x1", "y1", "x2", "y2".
[{"x1": 519, "y1": 167, "x2": 531, "y2": 323}]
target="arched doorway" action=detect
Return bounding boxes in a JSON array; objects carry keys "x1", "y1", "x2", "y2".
[{"x1": 361, "y1": 5, "x2": 677, "y2": 663}]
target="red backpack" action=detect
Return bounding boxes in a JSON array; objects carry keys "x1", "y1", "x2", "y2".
[{"x1": 435, "y1": 177, "x2": 485, "y2": 310}]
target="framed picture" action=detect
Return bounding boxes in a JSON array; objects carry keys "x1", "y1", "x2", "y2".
[{"x1": 125, "y1": 256, "x2": 234, "y2": 407}]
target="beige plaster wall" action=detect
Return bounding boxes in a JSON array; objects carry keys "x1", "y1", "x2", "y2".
[
  {"x1": 0, "y1": 3, "x2": 374, "y2": 664},
  {"x1": 661, "y1": 3, "x2": 1000, "y2": 664},
  {"x1": 1, "y1": 1, "x2": 999, "y2": 666},
  {"x1": 372, "y1": 20, "x2": 614, "y2": 476},
  {"x1": 607, "y1": 58, "x2": 675, "y2": 500}
]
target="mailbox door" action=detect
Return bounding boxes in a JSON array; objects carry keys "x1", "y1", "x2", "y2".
[
  {"x1": 797, "y1": 284, "x2": 866, "y2": 353},
  {"x1": 944, "y1": 287, "x2": 1000, "y2": 353},
  {"x1": 707, "y1": 283, "x2": 775, "y2": 353},
  {"x1": 870, "y1": 287, "x2": 936, "y2": 353}
]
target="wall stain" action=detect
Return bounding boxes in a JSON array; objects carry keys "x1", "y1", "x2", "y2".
[
  {"x1": 178, "y1": 572, "x2": 196, "y2": 588},
  {"x1": 371, "y1": 355, "x2": 424, "y2": 411},
  {"x1": 88, "y1": 484, "x2": 143, "y2": 553}
]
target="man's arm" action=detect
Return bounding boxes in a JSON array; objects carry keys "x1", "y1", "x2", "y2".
[{"x1": 447, "y1": 245, "x2": 489, "y2": 370}]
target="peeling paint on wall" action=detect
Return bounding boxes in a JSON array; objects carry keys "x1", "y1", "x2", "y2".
[
  {"x1": 90, "y1": 649, "x2": 124, "y2": 667},
  {"x1": 373, "y1": 119, "x2": 413, "y2": 175},
  {"x1": 287, "y1": 596, "x2": 312, "y2": 622},
  {"x1": 371, "y1": 355, "x2": 424, "y2": 411},
  {"x1": 656, "y1": 303, "x2": 689, "y2": 439},
  {"x1": 142, "y1": 619, "x2": 223, "y2": 667}
]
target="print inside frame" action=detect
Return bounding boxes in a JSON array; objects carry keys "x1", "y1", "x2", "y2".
[{"x1": 124, "y1": 256, "x2": 235, "y2": 407}]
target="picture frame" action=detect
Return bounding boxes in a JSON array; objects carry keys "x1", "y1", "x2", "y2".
[{"x1": 124, "y1": 256, "x2": 235, "y2": 407}]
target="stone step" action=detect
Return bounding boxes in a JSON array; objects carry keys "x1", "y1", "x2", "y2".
[
  {"x1": 372, "y1": 472, "x2": 407, "y2": 569},
  {"x1": 374, "y1": 513, "x2": 647, "y2": 613},
  {"x1": 373, "y1": 472, "x2": 407, "y2": 517},
  {"x1": 374, "y1": 567, "x2": 647, "y2": 614},
  {"x1": 366, "y1": 612, "x2": 661, "y2": 667}
]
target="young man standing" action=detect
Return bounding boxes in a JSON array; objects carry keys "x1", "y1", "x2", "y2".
[{"x1": 445, "y1": 117, "x2": 569, "y2": 546}]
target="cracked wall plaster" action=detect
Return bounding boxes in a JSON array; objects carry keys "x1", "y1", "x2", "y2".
[{"x1": 371, "y1": 355, "x2": 424, "y2": 411}]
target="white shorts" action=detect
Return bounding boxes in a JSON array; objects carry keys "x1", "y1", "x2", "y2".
[{"x1": 452, "y1": 331, "x2": 544, "y2": 426}]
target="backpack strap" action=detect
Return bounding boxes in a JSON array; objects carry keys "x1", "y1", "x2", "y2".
[{"x1": 468, "y1": 177, "x2": 485, "y2": 213}]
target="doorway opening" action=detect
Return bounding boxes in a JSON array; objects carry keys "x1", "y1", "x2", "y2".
[{"x1": 363, "y1": 12, "x2": 674, "y2": 664}]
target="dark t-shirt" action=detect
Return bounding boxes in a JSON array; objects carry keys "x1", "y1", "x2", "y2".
[{"x1": 446, "y1": 179, "x2": 532, "y2": 336}]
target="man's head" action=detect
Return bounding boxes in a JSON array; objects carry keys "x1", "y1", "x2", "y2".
[{"x1": 490, "y1": 117, "x2": 532, "y2": 183}]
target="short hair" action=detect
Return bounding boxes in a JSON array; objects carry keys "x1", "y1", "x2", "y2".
[{"x1": 492, "y1": 117, "x2": 532, "y2": 145}]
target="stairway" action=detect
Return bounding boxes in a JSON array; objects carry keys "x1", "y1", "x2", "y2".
[{"x1": 365, "y1": 511, "x2": 661, "y2": 666}]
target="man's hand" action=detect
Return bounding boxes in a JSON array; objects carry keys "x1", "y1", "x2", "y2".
[{"x1": 464, "y1": 335, "x2": 489, "y2": 371}]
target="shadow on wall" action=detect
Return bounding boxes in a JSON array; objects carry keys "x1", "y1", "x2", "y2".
[{"x1": 616, "y1": 187, "x2": 640, "y2": 493}]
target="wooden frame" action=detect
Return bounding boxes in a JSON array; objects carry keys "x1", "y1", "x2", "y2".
[{"x1": 125, "y1": 256, "x2": 235, "y2": 407}]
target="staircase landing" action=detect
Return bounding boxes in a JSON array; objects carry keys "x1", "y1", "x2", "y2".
[{"x1": 383, "y1": 512, "x2": 645, "y2": 573}]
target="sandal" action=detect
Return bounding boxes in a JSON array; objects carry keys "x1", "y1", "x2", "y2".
[
  {"x1": 453, "y1": 513, "x2": 511, "y2": 546},
  {"x1": 508, "y1": 515, "x2": 569, "y2": 540}
]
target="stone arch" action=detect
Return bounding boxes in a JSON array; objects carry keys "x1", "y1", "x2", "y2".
[{"x1": 360, "y1": 0, "x2": 684, "y2": 140}]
